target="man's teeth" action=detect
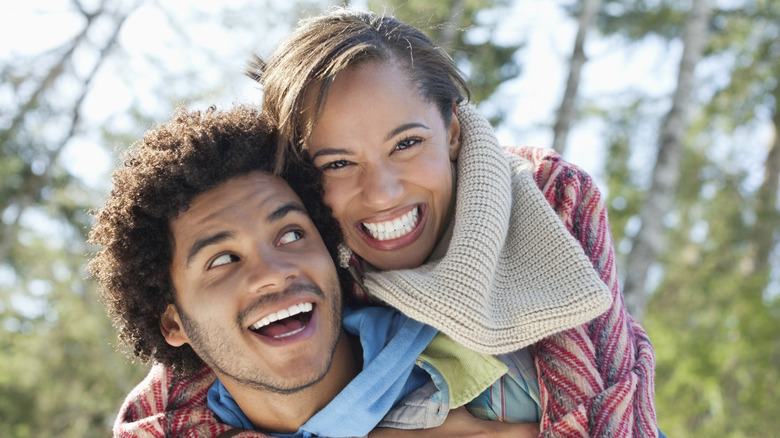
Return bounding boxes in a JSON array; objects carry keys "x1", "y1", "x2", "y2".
[
  {"x1": 274, "y1": 326, "x2": 305, "y2": 338},
  {"x1": 250, "y1": 302, "x2": 313, "y2": 331},
  {"x1": 363, "y1": 208, "x2": 419, "y2": 241}
]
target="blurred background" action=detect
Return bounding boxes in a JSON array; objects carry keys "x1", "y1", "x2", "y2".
[{"x1": 1, "y1": 0, "x2": 778, "y2": 436}]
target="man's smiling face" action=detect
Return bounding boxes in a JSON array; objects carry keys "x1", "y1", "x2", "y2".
[{"x1": 161, "y1": 171, "x2": 343, "y2": 394}]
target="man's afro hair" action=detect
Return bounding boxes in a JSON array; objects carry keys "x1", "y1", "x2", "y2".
[{"x1": 88, "y1": 105, "x2": 343, "y2": 376}]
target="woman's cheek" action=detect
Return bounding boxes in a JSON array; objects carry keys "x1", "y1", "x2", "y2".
[{"x1": 322, "y1": 179, "x2": 347, "y2": 218}]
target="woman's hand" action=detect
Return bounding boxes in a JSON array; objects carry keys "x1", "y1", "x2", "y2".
[{"x1": 369, "y1": 407, "x2": 540, "y2": 437}]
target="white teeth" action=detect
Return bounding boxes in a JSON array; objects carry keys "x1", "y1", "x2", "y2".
[
  {"x1": 288, "y1": 305, "x2": 301, "y2": 317},
  {"x1": 249, "y1": 302, "x2": 313, "y2": 331},
  {"x1": 274, "y1": 327, "x2": 305, "y2": 338},
  {"x1": 363, "y1": 208, "x2": 419, "y2": 241}
]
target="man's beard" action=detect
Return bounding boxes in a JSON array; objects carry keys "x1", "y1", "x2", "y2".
[{"x1": 176, "y1": 279, "x2": 344, "y2": 395}]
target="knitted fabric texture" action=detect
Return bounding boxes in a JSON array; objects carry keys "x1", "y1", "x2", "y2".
[
  {"x1": 361, "y1": 103, "x2": 613, "y2": 354},
  {"x1": 509, "y1": 146, "x2": 658, "y2": 438}
]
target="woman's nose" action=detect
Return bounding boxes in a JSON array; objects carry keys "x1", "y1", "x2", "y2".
[{"x1": 360, "y1": 162, "x2": 403, "y2": 209}]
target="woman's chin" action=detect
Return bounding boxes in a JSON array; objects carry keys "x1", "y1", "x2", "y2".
[{"x1": 358, "y1": 249, "x2": 429, "y2": 271}]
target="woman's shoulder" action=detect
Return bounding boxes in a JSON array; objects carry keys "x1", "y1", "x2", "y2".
[
  {"x1": 503, "y1": 146, "x2": 593, "y2": 192},
  {"x1": 504, "y1": 146, "x2": 561, "y2": 163}
]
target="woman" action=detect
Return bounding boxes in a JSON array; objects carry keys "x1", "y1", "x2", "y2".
[
  {"x1": 117, "y1": 8, "x2": 658, "y2": 438},
  {"x1": 255, "y1": 8, "x2": 657, "y2": 436}
]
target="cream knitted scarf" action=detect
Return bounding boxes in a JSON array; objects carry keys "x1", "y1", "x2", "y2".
[{"x1": 361, "y1": 104, "x2": 613, "y2": 354}]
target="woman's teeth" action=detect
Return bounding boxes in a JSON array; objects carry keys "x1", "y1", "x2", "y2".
[
  {"x1": 362, "y1": 208, "x2": 419, "y2": 241},
  {"x1": 249, "y1": 302, "x2": 313, "y2": 331}
]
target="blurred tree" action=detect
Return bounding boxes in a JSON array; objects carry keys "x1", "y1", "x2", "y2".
[
  {"x1": 644, "y1": 143, "x2": 780, "y2": 436},
  {"x1": 598, "y1": 96, "x2": 646, "y2": 249},
  {"x1": 703, "y1": 2, "x2": 780, "y2": 277},
  {"x1": 552, "y1": 0, "x2": 602, "y2": 155},
  {"x1": 371, "y1": 0, "x2": 524, "y2": 124},
  {"x1": 619, "y1": 0, "x2": 710, "y2": 321},
  {"x1": 0, "y1": 0, "x2": 332, "y2": 435},
  {"x1": 0, "y1": 2, "x2": 150, "y2": 436},
  {"x1": 594, "y1": 0, "x2": 780, "y2": 435},
  {"x1": 647, "y1": 2, "x2": 780, "y2": 434}
]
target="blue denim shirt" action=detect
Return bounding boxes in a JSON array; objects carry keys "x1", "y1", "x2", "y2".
[{"x1": 208, "y1": 306, "x2": 436, "y2": 437}]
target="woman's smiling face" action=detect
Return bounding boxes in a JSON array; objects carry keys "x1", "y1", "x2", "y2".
[{"x1": 307, "y1": 61, "x2": 461, "y2": 270}]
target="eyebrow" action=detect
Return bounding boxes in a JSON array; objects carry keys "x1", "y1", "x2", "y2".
[
  {"x1": 310, "y1": 147, "x2": 350, "y2": 161},
  {"x1": 186, "y1": 231, "x2": 233, "y2": 267},
  {"x1": 267, "y1": 201, "x2": 308, "y2": 222},
  {"x1": 385, "y1": 123, "x2": 429, "y2": 142},
  {"x1": 184, "y1": 201, "x2": 308, "y2": 267},
  {"x1": 309, "y1": 122, "x2": 431, "y2": 161}
]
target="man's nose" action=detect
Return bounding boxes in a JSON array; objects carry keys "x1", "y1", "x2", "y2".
[
  {"x1": 245, "y1": 249, "x2": 298, "y2": 293},
  {"x1": 360, "y1": 162, "x2": 403, "y2": 209}
]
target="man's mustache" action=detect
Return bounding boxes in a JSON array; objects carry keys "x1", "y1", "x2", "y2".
[{"x1": 237, "y1": 283, "x2": 325, "y2": 327}]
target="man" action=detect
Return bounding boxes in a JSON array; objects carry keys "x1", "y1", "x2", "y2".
[
  {"x1": 89, "y1": 105, "x2": 365, "y2": 435},
  {"x1": 89, "y1": 105, "x2": 537, "y2": 437}
]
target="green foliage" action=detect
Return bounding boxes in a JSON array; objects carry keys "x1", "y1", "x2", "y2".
[
  {"x1": 704, "y1": 4, "x2": 780, "y2": 130},
  {"x1": 600, "y1": 101, "x2": 780, "y2": 435},
  {"x1": 644, "y1": 154, "x2": 780, "y2": 436},
  {"x1": 0, "y1": 221, "x2": 149, "y2": 438},
  {"x1": 0, "y1": 292, "x2": 150, "y2": 438},
  {"x1": 597, "y1": 0, "x2": 687, "y2": 40},
  {"x1": 589, "y1": 1, "x2": 780, "y2": 435},
  {"x1": 600, "y1": 97, "x2": 647, "y2": 245}
]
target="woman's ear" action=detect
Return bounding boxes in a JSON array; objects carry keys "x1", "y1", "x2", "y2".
[
  {"x1": 448, "y1": 104, "x2": 462, "y2": 161},
  {"x1": 160, "y1": 304, "x2": 188, "y2": 347}
]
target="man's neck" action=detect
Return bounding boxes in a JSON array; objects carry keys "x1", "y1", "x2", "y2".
[{"x1": 223, "y1": 331, "x2": 360, "y2": 434}]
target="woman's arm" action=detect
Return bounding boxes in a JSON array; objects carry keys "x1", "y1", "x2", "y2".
[
  {"x1": 370, "y1": 407, "x2": 539, "y2": 438},
  {"x1": 509, "y1": 146, "x2": 658, "y2": 438}
]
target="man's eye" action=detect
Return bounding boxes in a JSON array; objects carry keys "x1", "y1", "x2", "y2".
[
  {"x1": 208, "y1": 253, "x2": 239, "y2": 269},
  {"x1": 278, "y1": 230, "x2": 303, "y2": 246}
]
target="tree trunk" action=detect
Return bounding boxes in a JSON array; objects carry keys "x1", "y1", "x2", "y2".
[
  {"x1": 750, "y1": 95, "x2": 780, "y2": 275},
  {"x1": 622, "y1": 0, "x2": 710, "y2": 320},
  {"x1": 551, "y1": 0, "x2": 601, "y2": 155}
]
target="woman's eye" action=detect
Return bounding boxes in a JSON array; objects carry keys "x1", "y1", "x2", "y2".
[
  {"x1": 208, "y1": 253, "x2": 239, "y2": 269},
  {"x1": 322, "y1": 160, "x2": 351, "y2": 171},
  {"x1": 396, "y1": 137, "x2": 422, "y2": 150},
  {"x1": 278, "y1": 230, "x2": 303, "y2": 246}
]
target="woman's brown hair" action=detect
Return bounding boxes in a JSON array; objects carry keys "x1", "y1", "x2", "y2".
[{"x1": 248, "y1": 8, "x2": 471, "y2": 173}]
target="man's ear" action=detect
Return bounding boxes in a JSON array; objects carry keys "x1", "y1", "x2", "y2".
[
  {"x1": 448, "y1": 104, "x2": 462, "y2": 161},
  {"x1": 160, "y1": 304, "x2": 188, "y2": 347}
]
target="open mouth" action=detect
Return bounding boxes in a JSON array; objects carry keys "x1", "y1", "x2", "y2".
[
  {"x1": 361, "y1": 206, "x2": 421, "y2": 241},
  {"x1": 248, "y1": 302, "x2": 314, "y2": 339}
]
